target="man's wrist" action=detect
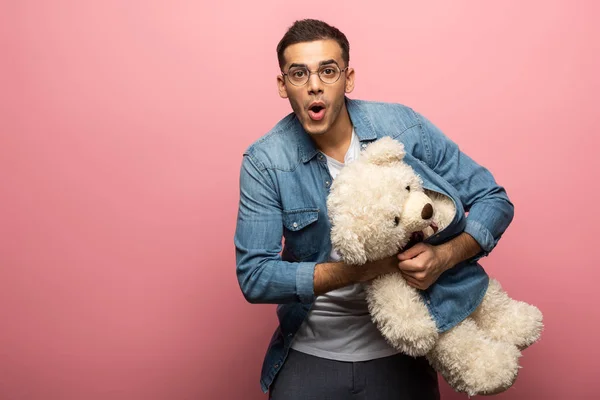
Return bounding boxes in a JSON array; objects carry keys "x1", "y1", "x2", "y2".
[
  {"x1": 437, "y1": 232, "x2": 482, "y2": 270},
  {"x1": 436, "y1": 243, "x2": 454, "y2": 271}
]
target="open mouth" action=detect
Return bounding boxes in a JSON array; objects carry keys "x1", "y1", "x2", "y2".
[
  {"x1": 308, "y1": 104, "x2": 326, "y2": 121},
  {"x1": 402, "y1": 222, "x2": 439, "y2": 251},
  {"x1": 405, "y1": 231, "x2": 425, "y2": 249}
]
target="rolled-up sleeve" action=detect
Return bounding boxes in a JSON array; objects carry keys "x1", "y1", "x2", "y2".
[
  {"x1": 417, "y1": 112, "x2": 515, "y2": 262},
  {"x1": 234, "y1": 154, "x2": 316, "y2": 304}
]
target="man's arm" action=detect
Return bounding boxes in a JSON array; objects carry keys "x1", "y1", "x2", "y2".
[
  {"x1": 235, "y1": 154, "x2": 397, "y2": 304},
  {"x1": 396, "y1": 111, "x2": 514, "y2": 289},
  {"x1": 235, "y1": 154, "x2": 315, "y2": 304},
  {"x1": 417, "y1": 111, "x2": 515, "y2": 262},
  {"x1": 313, "y1": 256, "x2": 400, "y2": 296},
  {"x1": 439, "y1": 232, "x2": 483, "y2": 267}
]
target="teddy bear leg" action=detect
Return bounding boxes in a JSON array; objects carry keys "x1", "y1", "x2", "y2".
[
  {"x1": 365, "y1": 272, "x2": 438, "y2": 356},
  {"x1": 470, "y1": 278, "x2": 543, "y2": 350},
  {"x1": 426, "y1": 317, "x2": 521, "y2": 397}
]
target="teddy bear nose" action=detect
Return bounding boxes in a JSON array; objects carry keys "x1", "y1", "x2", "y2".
[{"x1": 421, "y1": 203, "x2": 433, "y2": 219}]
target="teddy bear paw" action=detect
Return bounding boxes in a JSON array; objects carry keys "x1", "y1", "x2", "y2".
[
  {"x1": 380, "y1": 323, "x2": 439, "y2": 357},
  {"x1": 492, "y1": 301, "x2": 544, "y2": 350},
  {"x1": 472, "y1": 279, "x2": 544, "y2": 349}
]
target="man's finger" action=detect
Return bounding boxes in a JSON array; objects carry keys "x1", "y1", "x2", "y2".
[
  {"x1": 398, "y1": 243, "x2": 427, "y2": 261},
  {"x1": 398, "y1": 259, "x2": 426, "y2": 272},
  {"x1": 404, "y1": 275, "x2": 432, "y2": 290},
  {"x1": 402, "y1": 270, "x2": 427, "y2": 281},
  {"x1": 402, "y1": 274, "x2": 424, "y2": 290}
]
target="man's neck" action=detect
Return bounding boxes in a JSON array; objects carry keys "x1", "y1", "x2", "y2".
[{"x1": 311, "y1": 107, "x2": 353, "y2": 163}]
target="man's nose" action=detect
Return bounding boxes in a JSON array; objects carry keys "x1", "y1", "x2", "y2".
[{"x1": 307, "y1": 73, "x2": 323, "y2": 95}]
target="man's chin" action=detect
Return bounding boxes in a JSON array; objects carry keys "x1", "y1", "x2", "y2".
[
  {"x1": 307, "y1": 129, "x2": 328, "y2": 136},
  {"x1": 302, "y1": 120, "x2": 329, "y2": 136}
]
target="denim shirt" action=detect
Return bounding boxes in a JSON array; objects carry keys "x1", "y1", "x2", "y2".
[{"x1": 234, "y1": 97, "x2": 514, "y2": 393}]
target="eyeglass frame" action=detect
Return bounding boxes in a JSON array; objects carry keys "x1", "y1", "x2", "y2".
[{"x1": 281, "y1": 61, "x2": 349, "y2": 87}]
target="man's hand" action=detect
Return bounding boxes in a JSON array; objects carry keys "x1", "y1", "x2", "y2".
[
  {"x1": 396, "y1": 242, "x2": 452, "y2": 290},
  {"x1": 397, "y1": 232, "x2": 483, "y2": 290}
]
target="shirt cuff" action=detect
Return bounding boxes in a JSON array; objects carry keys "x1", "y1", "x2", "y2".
[
  {"x1": 296, "y1": 261, "x2": 316, "y2": 304},
  {"x1": 464, "y1": 218, "x2": 495, "y2": 257}
]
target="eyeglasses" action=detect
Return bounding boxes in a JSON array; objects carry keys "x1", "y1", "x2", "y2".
[{"x1": 282, "y1": 64, "x2": 348, "y2": 86}]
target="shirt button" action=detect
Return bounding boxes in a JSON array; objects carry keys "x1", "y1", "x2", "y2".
[
  {"x1": 427, "y1": 300, "x2": 431, "y2": 305},
  {"x1": 325, "y1": 180, "x2": 330, "y2": 187},
  {"x1": 318, "y1": 154, "x2": 324, "y2": 160},
  {"x1": 361, "y1": 143, "x2": 367, "y2": 149},
  {"x1": 292, "y1": 222, "x2": 298, "y2": 228},
  {"x1": 274, "y1": 364, "x2": 279, "y2": 368}
]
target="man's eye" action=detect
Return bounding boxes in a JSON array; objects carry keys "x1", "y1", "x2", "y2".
[
  {"x1": 322, "y1": 68, "x2": 335, "y2": 76},
  {"x1": 292, "y1": 70, "x2": 306, "y2": 78}
]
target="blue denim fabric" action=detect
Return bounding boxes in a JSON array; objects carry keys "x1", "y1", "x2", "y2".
[{"x1": 234, "y1": 97, "x2": 514, "y2": 393}]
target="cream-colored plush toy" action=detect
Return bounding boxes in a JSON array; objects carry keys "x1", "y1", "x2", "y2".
[{"x1": 327, "y1": 137, "x2": 543, "y2": 396}]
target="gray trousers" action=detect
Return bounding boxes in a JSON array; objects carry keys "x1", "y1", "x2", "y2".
[{"x1": 269, "y1": 349, "x2": 440, "y2": 400}]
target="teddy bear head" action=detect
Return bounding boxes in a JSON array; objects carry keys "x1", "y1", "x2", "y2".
[{"x1": 327, "y1": 137, "x2": 438, "y2": 265}]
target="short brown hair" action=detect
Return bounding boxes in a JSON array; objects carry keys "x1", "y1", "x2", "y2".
[{"x1": 276, "y1": 19, "x2": 350, "y2": 70}]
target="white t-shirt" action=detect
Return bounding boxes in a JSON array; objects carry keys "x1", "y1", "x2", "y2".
[{"x1": 290, "y1": 129, "x2": 400, "y2": 361}]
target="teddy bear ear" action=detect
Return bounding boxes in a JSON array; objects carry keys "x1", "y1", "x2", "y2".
[{"x1": 361, "y1": 137, "x2": 406, "y2": 166}]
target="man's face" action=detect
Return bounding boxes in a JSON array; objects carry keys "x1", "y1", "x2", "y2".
[{"x1": 277, "y1": 39, "x2": 355, "y2": 136}]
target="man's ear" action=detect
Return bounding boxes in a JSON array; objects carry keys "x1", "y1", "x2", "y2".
[
  {"x1": 277, "y1": 75, "x2": 288, "y2": 99},
  {"x1": 344, "y1": 67, "x2": 355, "y2": 94}
]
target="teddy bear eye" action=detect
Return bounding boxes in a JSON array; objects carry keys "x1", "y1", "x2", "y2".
[
  {"x1": 405, "y1": 186, "x2": 410, "y2": 191},
  {"x1": 394, "y1": 216, "x2": 400, "y2": 226}
]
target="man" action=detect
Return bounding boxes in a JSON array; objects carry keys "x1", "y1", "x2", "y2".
[{"x1": 234, "y1": 19, "x2": 514, "y2": 400}]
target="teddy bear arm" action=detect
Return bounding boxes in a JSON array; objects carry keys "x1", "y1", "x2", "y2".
[{"x1": 365, "y1": 272, "x2": 438, "y2": 356}]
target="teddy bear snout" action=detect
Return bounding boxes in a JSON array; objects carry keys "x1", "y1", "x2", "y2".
[{"x1": 421, "y1": 203, "x2": 433, "y2": 220}]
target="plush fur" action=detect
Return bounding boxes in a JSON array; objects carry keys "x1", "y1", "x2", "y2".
[{"x1": 327, "y1": 137, "x2": 543, "y2": 396}]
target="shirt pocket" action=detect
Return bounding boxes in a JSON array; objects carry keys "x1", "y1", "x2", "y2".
[{"x1": 282, "y1": 207, "x2": 320, "y2": 260}]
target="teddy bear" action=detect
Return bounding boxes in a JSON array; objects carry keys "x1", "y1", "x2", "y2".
[{"x1": 327, "y1": 136, "x2": 543, "y2": 396}]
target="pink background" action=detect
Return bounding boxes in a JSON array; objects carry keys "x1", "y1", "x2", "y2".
[{"x1": 1, "y1": 1, "x2": 598, "y2": 399}]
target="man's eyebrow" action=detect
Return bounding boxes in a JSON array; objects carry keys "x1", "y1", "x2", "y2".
[
  {"x1": 318, "y1": 59, "x2": 339, "y2": 67},
  {"x1": 287, "y1": 59, "x2": 340, "y2": 69}
]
